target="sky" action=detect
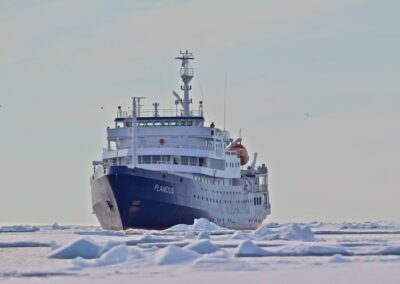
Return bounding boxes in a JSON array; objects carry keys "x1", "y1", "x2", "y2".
[{"x1": 0, "y1": 0, "x2": 399, "y2": 225}]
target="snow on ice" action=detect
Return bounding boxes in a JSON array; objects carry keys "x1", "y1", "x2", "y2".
[
  {"x1": 185, "y1": 239, "x2": 220, "y2": 254},
  {"x1": 1, "y1": 220, "x2": 400, "y2": 283},
  {"x1": 235, "y1": 240, "x2": 268, "y2": 257},
  {"x1": 166, "y1": 218, "x2": 227, "y2": 233},
  {"x1": 254, "y1": 223, "x2": 315, "y2": 241},
  {"x1": 155, "y1": 245, "x2": 200, "y2": 265},
  {"x1": 49, "y1": 237, "x2": 102, "y2": 259}
]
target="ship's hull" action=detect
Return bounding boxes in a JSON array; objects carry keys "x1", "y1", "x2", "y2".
[{"x1": 91, "y1": 166, "x2": 270, "y2": 230}]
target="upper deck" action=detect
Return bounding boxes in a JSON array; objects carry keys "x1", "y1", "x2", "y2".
[{"x1": 95, "y1": 50, "x2": 243, "y2": 178}]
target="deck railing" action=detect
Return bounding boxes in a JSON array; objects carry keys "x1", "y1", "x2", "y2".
[{"x1": 117, "y1": 109, "x2": 203, "y2": 118}]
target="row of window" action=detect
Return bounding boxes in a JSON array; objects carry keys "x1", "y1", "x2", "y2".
[
  {"x1": 227, "y1": 161, "x2": 240, "y2": 168},
  {"x1": 137, "y1": 155, "x2": 226, "y2": 170},
  {"x1": 209, "y1": 218, "x2": 262, "y2": 224},
  {"x1": 194, "y1": 176, "x2": 232, "y2": 186},
  {"x1": 138, "y1": 155, "x2": 205, "y2": 166},
  {"x1": 199, "y1": 187, "x2": 244, "y2": 195},
  {"x1": 193, "y1": 194, "x2": 266, "y2": 206},
  {"x1": 118, "y1": 120, "x2": 202, "y2": 128}
]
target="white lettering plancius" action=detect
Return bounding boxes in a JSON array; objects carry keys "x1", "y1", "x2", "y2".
[{"x1": 154, "y1": 184, "x2": 175, "y2": 195}]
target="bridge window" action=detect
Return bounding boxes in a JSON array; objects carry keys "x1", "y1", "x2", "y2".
[
  {"x1": 189, "y1": 157, "x2": 197, "y2": 166},
  {"x1": 143, "y1": 155, "x2": 151, "y2": 164},
  {"x1": 181, "y1": 156, "x2": 188, "y2": 165}
]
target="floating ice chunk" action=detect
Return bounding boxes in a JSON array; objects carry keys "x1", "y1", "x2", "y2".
[
  {"x1": 231, "y1": 231, "x2": 251, "y2": 240},
  {"x1": 137, "y1": 233, "x2": 178, "y2": 243},
  {"x1": 185, "y1": 240, "x2": 219, "y2": 254},
  {"x1": 254, "y1": 225, "x2": 275, "y2": 236},
  {"x1": 96, "y1": 245, "x2": 130, "y2": 266},
  {"x1": 0, "y1": 241, "x2": 50, "y2": 248},
  {"x1": 263, "y1": 243, "x2": 352, "y2": 256},
  {"x1": 260, "y1": 222, "x2": 281, "y2": 228},
  {"x1": 49, "y1": 237, "x2": 101, "y2": 259},
  {"x1": 72, "y1": 257, "x2": 93, "y2": 269},
  {"x1": 329, "y1": 254, "x2": 351, "y2": 263},
  {"x1": 197, "y1": 231, "x2": 210, "y2": 239},
  {"x1": 99, "y1": 240, "x2": 126, "y2": 255},
  {"x1": 374, "y1": 246, "x2": 400, "y2": 255},
  {"x1": 75, "y1": 228, "x2": 126, "y2": 237},
  {"x1": 235, "y1": 240, "x2": 267, "y2": 257},
  {"x1": 51, "y1": 223, "x2": 69, "y2": 230},
  {"x1": 184, "y1": 232, "x2": 196, "y2": 239},
  {"x1": 166, "y1": 224, "x2": 190, "y2": 231},
  {"x1": 127, "y1": 247, "x2": 145, "y2": 259},
  {"x1": 125, "y1": 228, "x2": 148, "y2": 235},
  {"x1": 280, "y1": 224, "x2": 315, "y2": 241},
  {"x1": 191, "y1": 218, "x2": 226, "y2": 232},
  {"x1": 50, "y1": 241, "x2": 61, "y2": 250},
  {"x1": 0, "y1": 225, "x2": 40, "y2": 233},
  {"x1": 155, "y1": 245, "x2": 199, "y2": 265},
  {"x1": 254, "y1": 223, "x2": 315, "y2": 241},
  {"x1": 166, "y1": 218, "x2": 227, "y2": 232},
  {"x1": 306, "y1": 221, "x2": 325, "y2": 228},
  {"x1": 340, "y1": 221, "x2": 394, "y2": 230},
  {"x1": 72, "y1": 246, "x2": 144, "y2": 269}
]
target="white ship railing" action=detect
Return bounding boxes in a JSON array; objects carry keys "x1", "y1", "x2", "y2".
[{"x1": 116, "y1": 109, "x2": 203, "y2": 118}]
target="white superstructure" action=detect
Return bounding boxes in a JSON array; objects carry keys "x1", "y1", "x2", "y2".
[{"x1": 92, "y1": 50, "x2": 270, "y2": 230}]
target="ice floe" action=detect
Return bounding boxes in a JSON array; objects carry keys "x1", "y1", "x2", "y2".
[
  {"x1": 197, "y1": 231, "x2": 210, "y2": 239},
  {"x1": 98, "y1": 240, "x2": 126, "y2": 255},
  {"x1": 75, "y1": 228, "x2": 126, "y2": 237},
  {"x1": 72, "y1": 245, "x2": 144, "y2": 269},
  {"x1": 0, "y1": 225, "x2": 40, "y2": 233},
  {"x1": 254, "y1": 223, "x2": 315, "y2": 241},
  {"x1": 263, "y1": 243, "x2": 353, "y2": 256},
  {"x1": 235, "y1": 240, "x2": 267, "y2": 257},
  {"x1": 231, "y1": 231, "x2": 252, "y2": 240},
  {"x1": 185, "y1": 239, "x2": 219, "y2": 254},
  {"x1": 0, "y1": 241, "x2": 50, "y2": 248},
  {"x1": 373, "y1": 245, "x2": 400, "y2": 256},
  {"x1": 51, "y1": 223, "x2": 70, "y2": 230},
  {"x1": 329, "y1": 254, "x2": 352, "y2": 263},
  {"x1": 96, "y1": 245, "x2": 130, "y2": 266},
  {"x1": 125, "y1": 233, "x2": 179, "y2": 246},
  {"x1": 49, "y1": 237, "x2": 102, "y2": 259},
  {"x1": 340, "y1": 221, "x2": 395, "y2": 230},
  {"x1": 2, "y1": 220, "x2": 400, "y2": 283},
  {"x1": 155, "y1": 245, "x2": 200, "y2": 265},
  {"x1": 166, "y1": 218, "x2": 227, "y2": 233}
]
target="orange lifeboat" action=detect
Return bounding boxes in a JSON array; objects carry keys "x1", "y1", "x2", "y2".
[{"x1": 227, "y1": 139, "x2": 249, "y2": 165}]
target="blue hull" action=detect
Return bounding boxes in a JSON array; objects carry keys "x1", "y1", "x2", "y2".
[{"x1": 91, "y1": 166, "x2": 209, "y2": 229}]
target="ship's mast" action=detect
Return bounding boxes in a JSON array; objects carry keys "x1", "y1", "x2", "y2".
[
  {"x1": 175, "y1": 50, "x2": 194, "y2": 116},
  {"x1": 131, "y1": 96, "x2": 145, "y2": 168}
]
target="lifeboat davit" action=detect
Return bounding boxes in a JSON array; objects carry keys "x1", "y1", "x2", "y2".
[{"x1": 227, "y1": 139, "x2": 249, "y2": 165}]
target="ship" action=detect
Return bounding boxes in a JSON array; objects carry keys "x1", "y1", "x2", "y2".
[{"x1": 90, "y1": 50, "x2": 271, "y2": 230}]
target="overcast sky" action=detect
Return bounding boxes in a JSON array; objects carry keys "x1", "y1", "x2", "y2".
[{"x1": 0, "y1": 0, "x2": 399, "y2": 225}]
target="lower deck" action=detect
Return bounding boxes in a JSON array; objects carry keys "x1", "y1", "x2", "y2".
[{"x1": 91, "y1": 166, "x2": 271, "y2": 230}]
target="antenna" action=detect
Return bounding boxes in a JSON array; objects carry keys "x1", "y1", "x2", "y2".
[
  {"x1": 135, "y1": 97, "x2": 145, "y2": 117},
  {"x1": 153, "y1": 102, "x2": 159, "y2": 117},
  {"x1": 223, "y1": 73, "x2": 227, "y2": 137}
]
